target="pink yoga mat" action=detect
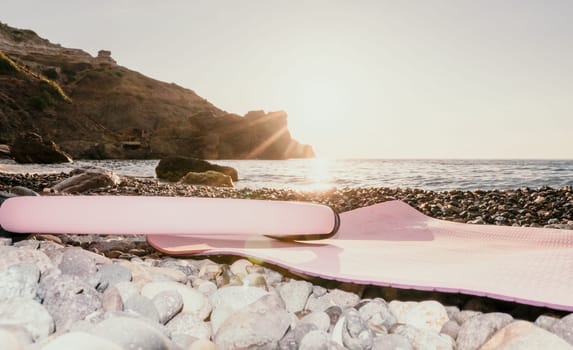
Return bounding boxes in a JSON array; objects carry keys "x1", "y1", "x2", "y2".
[{"x1": 148, "y1": 200, "x2": 573, "y2": 311}]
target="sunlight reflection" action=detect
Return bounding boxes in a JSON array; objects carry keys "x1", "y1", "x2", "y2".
[{"x1": 306, "y1": 158, "x2": 334, "y2": 191}]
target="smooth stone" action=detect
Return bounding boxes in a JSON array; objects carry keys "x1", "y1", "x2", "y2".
[
  {"x1": 0, "y1": 325, "x2": 33, "y2": 346},
  {"x1": 445, "y1": 306, "x2": 461, "y2": 320},
  {"x1": 188, "y1": 339, "x2": 218, "y2": 350},
  {"x1": 313, "y1": 285, "x2": 327, "y2": 297},
  {"x1": 158, "y1": 258, "x2": 197, "y2": 277},
  {"x1": 40, "y1": 274, "x2": 102, "y2": 331},
  {"x1": 166, "y1": 312, "x2": 212, "y2": 340},
  {"x1": 389, "y1": 300, "x2": 449, "y2": 332},
  {"x1": 51, "y1": 167, "x2": 120, "y2": 193},
  {"x1": 102, "y1": 286, "x2": 124, "y2": 312},
  {"x1": 301, "y1": 311, "x2": 331, "y2": 332},
  {"x1": 551, "y1": 314, "x2": 573, "y2": 345},
  {"x1": 114, "y1": 281, "x2": 140, "y2": 303},
  {"x1": 97, "y1": 264, "x2": 132, "y2": 288},
  {"x1": 480, "y1": 321, "x2": 573, "y2": 350},
  {"x1": 39, "y1": 331, "x2": 124, "y2": 350},
  {"x1": 279, "y1": 280, "x2": 314, "y2": 313},
  {"x1": 0, "y1": 298, "x2": 54, "y2": 341},
  {"x1": 196, "y1": 280, "x2": 218, "y2": 296},
  {"x1": 440, "y1": 320, "x2": 461, "y2": 340},
  {"x1": 91, "y1": 316, "x2": 171, "y2": 350},
  {"x1": 391, "y1": 324, "x2": 454, "y2": 350},
  {"x1": 145, "y1": 265, "x2": 188, "y2": 283},
  {"x1": 453, "y1": 310, "x2": 482, "y2": 325},
  {"x1": 456, "y1": 312, "x2": 514, "y2": 350},
  {"x1": 372, "y1": 334, "x2": 414, "y2": 350},
  {"x1": 534, "y1": 314, "x2": 559, "y2": 331},
  {"x1": 125, "y1": 294, "x2": 161, "y2": 323},
  {"x1": 358, "y1": 299, "x2": 396, "y2": 330},
  {"x1": 215, "y1": 294, "x2": 291, "y2": 350},
  {"x1": 299, "y1": 330, "x2": 330, "y2": 350},
  {"x1": 142, "y1": 281, "x2": 211, "y2": 320},
  {"x1": 0, "y1": 238, "x2": 12, "y2": 246},
  {"x1": 210, "y1": 285, "x2": 268, "y2": 333},
  {"x1": 0, "y1": 263, "x2": 40, "y2": 300},
  {"x1": 342, "y1": 308, "x2": 374, "y2": 350},
  {"x1": 325, "y1": 306, "x2": 343, "y2": 331},
  {"x1": 58, "y1": 248, "x2": 97, "y2": 277},
  {"x1": 262, "y1": 267, "x2": 284, "y2": 287},
  {"x1": 230, "y1": 259, "x2": 253, "y2": 277},
  {"x1": 10, "y1": 186, "x2": 40, "y2": 196},
  {"x1": 279, "y1": 323, "x2": 318, "y2": 350},
  {"x1": 306, "y1": 289, "x2": 361, "y2": 312},
  {"x1": 171, "y1": 333, "x2": 198, "y2": 349},
  {"x1": 152, "y1": 290, "x2": 184, "y2": 324},
  {"x1": 0, "y1": 328, "x2": 24, "y2": 350},
  {"x1": 0, "y1": 246, "x2": 54, "y2": 273}
]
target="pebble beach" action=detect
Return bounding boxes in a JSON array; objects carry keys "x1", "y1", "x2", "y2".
[{"x1": 1, "y1": 172, "x2": 573, "y2": 349}]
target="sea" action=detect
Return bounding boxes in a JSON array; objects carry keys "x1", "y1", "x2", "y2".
[{"x1": 1, "y1": 159, "x2": 572, "y2": 192}]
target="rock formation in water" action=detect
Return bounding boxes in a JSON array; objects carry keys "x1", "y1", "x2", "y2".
[{"x1": 0, "y1": 22, "x2": 315, "y2": 160}]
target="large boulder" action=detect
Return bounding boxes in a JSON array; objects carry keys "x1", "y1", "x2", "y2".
[
  {"x1": 179, "y1": 171, "x2": 233, "y2": 188},
  {"x1": 155, "y1": 157, "x2": 238, "y2": 182},
  {"x1": 11, "y1": 132, "x2": 72, "y2": 164}
]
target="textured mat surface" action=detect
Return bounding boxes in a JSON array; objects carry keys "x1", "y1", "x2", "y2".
[{"x1": 147, "y1": 200, "x2": 573, "y2": 311}]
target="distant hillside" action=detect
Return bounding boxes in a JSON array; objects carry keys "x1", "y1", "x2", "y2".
[{"x1": 0, "y1": 22, "x2": 314, "y2": 160}]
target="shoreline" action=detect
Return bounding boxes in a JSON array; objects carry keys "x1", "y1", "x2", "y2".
[{"x1": 1, "y1": 172, "x2": 572, "y2": 229}]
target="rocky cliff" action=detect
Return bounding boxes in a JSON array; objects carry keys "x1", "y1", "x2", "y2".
[{"x1": 0, "y1": 22, "x2": 314, "y2": 160}]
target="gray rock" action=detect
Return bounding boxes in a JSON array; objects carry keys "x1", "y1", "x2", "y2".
[
  {"x1": 313, "y1": 285, "x2": 327, "y2": 297},
  {"x1": 480, "y1": 321, "x2": 573, "y2": 350},
  {"x1": 166, "y1": 312, "x2": 212, "y2": 340},
  {"x1": 358, "y1": 299, "x2": 396, "y2": 331},
  {"x1": 279, "y1": 323, "x2": 318, "y2": 350},
  {"x1": 453, "y1": 310, "x2": 482, "y2": 325},
  {"x1": 0, "y1": 238, "x2": 11, "y2": 246},
  {"x1": 125, "y1": 294, "x2": 161, "y2": 323},
  {"x1": 91, "y1": 316, "x2": 171, "y2": 350},
  {"x1": 444, "y1": 306, "x2": 460, "y2": 320},
  {"x1": 301, "y1": 311, "x2": 331, "y2": 332},
  {"x1": 299, "y1": 330, "x2": 329, "y2": 350},
  {"x1": 196, "y1": 280, "x2": 218, "y2": 296},
  {"x1": 215, "y1": 294, "x2": 291, "y2": 350},
  {"x1": 114, "y1": 281, "x2": 140, "y2": 303},
  {"x1": 210, "y1": 285, "x2": 268, "y2": 333},
  {"x1": 551, "y1": 313, "x2": 573, "y2": 345},
  {"x1": 40, "y1": 274, "x2": 102, "y2": 331},
  {"x1": 306, "y1": 289, "x2": 360, "y2": 312},
  {"x1": 141, "y1": 281, "x2": 211, "y2": 320},
  {"x1": 279, "y1": 280, "x2": 314, "y2": 313},
  {"x1": 0, "y1": 263, "x2": 39, "y2": 300},
  {"x1": 152, "y1": 290, "x2": 184, "y2": 324},
  {"x1": 102, "y1": 286, "x2": 124, "y2": 312},
  {"x1": 342, "y1": 308, "x2": 374, "y2": 350},
  {"x1": 391, "y1": 324, "x2": 454, "y2": 350},
  {"x1": 59, "y1": 248, "x2": 97, "y2": 277},
  {"x1": 325, "y1": 306, "x2": 343, "y2": 331},
  {"x1": 51, "y1": 167, "x2": 120, "y2": 193},
  {"x1": 456, "y1": 312, "x2": 513, "y2": 350},
  {"x1": 0, "y1": 246, "x2": 54, "y2": 273},
  {"x1": 440, "y1": 320, "x2": 460, "y2": 340},
  {"x1": 535, "y1": 314, "x2": 559, "y2": 331},
  {"x1": 40, "y1": 331, "x2": 124, "y2": 350},
  {"x1": 0, "y1": 298, "x2": 54, "y2": 341},
  {"x1": 97, "y1": 263, "x2": 132, "y2": 289},
  {"x1": 372, "y1": 334, "x2": 414, "y2": 350},
  {"x1": 10, "y1": 186, "x2": 40, "y2": 196}
]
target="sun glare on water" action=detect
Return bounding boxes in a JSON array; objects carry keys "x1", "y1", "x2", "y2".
[{"x1": 306, "y1": 158, "x2": 334, "y2": 191}]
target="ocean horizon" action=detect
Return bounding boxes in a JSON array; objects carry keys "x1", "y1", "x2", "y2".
[{"x1": 1, "y1": 158, "x2": 572, "y2": 192}]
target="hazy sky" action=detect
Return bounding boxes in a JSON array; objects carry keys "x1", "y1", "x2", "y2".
[{"x1": 3, "y1": 1, "x2": 572, "y2": 158}]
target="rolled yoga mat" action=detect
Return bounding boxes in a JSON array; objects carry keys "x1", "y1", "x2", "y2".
[{"x1": 0, "y1": 196, "x2": 339, "y2": 240}]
